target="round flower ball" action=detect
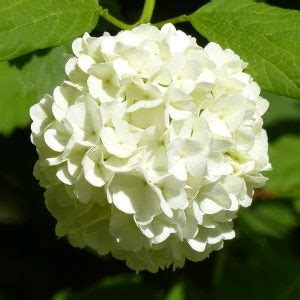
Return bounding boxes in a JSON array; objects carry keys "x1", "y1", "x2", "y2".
[{"x1": 30, "y1": 23, "x2": 271, "y2": 272}]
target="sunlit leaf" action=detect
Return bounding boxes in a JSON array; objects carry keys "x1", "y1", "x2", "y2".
[
  {"x1": 0, "y1": 0, "x2": 98, "y2": 60},
  {"x1": 267, "y1": 135, "x2": 300, "y2": 199}
]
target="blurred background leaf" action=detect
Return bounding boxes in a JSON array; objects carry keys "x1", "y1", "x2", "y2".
[
  {"x1": 267, "y1": 135, "x2": 300, "y2": 199},
  {"x1": 165, "y1": 282, "x2": 185, "y2": 300},
  {"x1": 262, "y1": 91, "x2": 300, "y2": 128},
  {"x1": 239, "y1": 201, "x2": 298, "y2": 238},
  {"x1": 52, "y1": 275, "x2": 162, "y2": 300}
]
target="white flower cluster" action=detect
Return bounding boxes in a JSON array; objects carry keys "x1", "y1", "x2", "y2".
[{"x1": 30, "y1": 24, "x2": 271, "y2": 272}]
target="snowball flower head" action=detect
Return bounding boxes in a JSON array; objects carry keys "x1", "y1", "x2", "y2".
[{"x1": 30, "y1": 24, "x2": 271, "y2": 272}]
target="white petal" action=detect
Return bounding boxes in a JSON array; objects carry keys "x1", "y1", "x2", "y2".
[
  {"x1": 188, "y1": 237, "x2": 207, "y2": 252},
  {"x1": 56, "y1": 164, "x2": 74, "y2": 185},
  {"x1": 83, "y1": 148, "x2": 113, "y2": 187},
  {"x1": 75, "y1": 174, "x2": 93, "y2": 203},
  {"x1": 108, "y1": 173, "x2": 160, "y2": 221},
  {"x1": 44, "y1": 123, "x2": 69, "y2": 152},
  {"x1": 77, "y1": 54, "x2": 95, "y2": 73},
  {"x1": 169, "y1": 160, "x2": 187, "y2": 182}
]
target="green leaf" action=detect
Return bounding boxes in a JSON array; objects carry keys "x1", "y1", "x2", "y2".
[
  {"x1": 0, "y1": 44, "x2": 69, "y2": 135},
  {"x1": 190, "y1": 0, "x2": 300, "y2": 99},
  {"x1": 266, "y1": 135, "x2": 300, "y2": 199},
  {"x1": 166, "y1": 282, "x2": 185, "y2": 300},
  {"x1": 262, "y1": 91, "x2": 300, "y2": 127},
  {"x1": 165, "y1": 281, "x2": 207, "y2": 300},
  {"x1": 0, "y1": 0, "x2": 98, "y2": 61},
  {"x1": 51, "y1": 275, "x2": 161, "y2": 300},
  {"x1": 239, "y1": 202, "x2": 298, "y2": 238},
  {"x1": 211, "y1": 249, "x2": 300, "y2": 300},
  {"x1": 294, "y1": 198, "x2": 300, "y2": 214},
  {"x1": 52, "y1": 290, "x2": 70, "y2": 300}
]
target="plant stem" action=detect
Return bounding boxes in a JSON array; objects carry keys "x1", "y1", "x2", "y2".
[
  {"x1": 154, "y1": 14, "x2": 191, "y2": 28},
  {"x1": 98, "y1": 6, "x2": 134, "y2": 30},
  {"x1": 140, "y1": 0, "x2": 156, "y2": 23},
  {"x1": 98, "y1": 1, "x2": 190, "y2": 31},
  {"x1": 97, "y1": 0, "x2": 156, "y2": 31}
]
